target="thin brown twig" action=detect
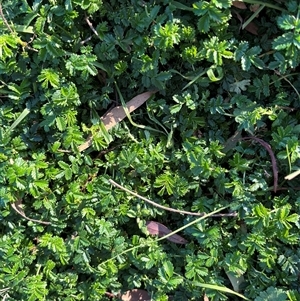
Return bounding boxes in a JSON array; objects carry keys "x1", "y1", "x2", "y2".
[
  {"x1": 109, "y1": 179, "x2": 237, "y2": 218},
  {"x1": 242, "y1": 137, "x2": 278, "y2": 193},
  {"x1": 0, "y1": 2, "x2": 13, "y2": 33},
  {"x1": 105, "y1": 292, "x2": 116, "y2": 298},
  {"x1": 275, "y1": 106, "x2": 295, "y2": 111},
  {"x1": 273, "y1": 69, "x2": 300, "y2": 101},
  {"x1": 269, "y1": 186, "x2": 300, "y2": 191},
  {"x1": 80, "y1": 36, "x2": 93, "y2": 45},
  {"x1": 11, "y1": 199, "x2": 51, "y2": 225},
  {"x1": 24, "y1": 34, "x2": 38, "y2": 52},
  {"x1": 85, "y1": 16, "x2": 99, "y2": 37},
  {"x1": 96, "y1": 144, "x2": 121, "y2": 159}
]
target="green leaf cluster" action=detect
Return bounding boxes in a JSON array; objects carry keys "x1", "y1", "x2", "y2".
[{"x1": 1, "y1": 0, "x2": 300, "y2": 300}]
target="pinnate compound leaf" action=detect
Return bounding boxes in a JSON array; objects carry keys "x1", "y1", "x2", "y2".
[
  {"x1": 0, "y1": 34, "x2": 18, "y2": 59},
  {"x1": 272, "y1": 32, "x2": 296, "y2": 50},
  {"x1": 215, "y1": 0, "x2": 231, "y2": 9},
  {"x1": 38, "y1": 68, "x2": 60, "y2": 88},
  {"x1": 234, "y1": 42, "x2": 249, "y2": 61},
  {"x1": 198, "y1": 14, "x2": 210, "y2": 33},
  {"x1": 277, "y1": 14, "x2": 299, "y2": 31},
  {"x1": 158, "y1": 260, "x2": 183, "y2": 287},
  {"x1": 229, "y1": 79, "x2": 251, "y2": 94},
  {"x1": 146, "y1": 221, "x2": 188, "y2": 244},
  {"x1": 154, "y1": 172, "x2": 175, "y2": 195},
  {"x1": 193, "y1": 1, "x2": 208, "y2": 16},
  {"x1": 235, "y1": 44, "x2": 263, "y2": 71},
  {"x1": 162, "y1": 261, "x2": 174, "y2": 278},
  {"x1": 254, "y1": 287, "x2": 287, "y2": 301}
]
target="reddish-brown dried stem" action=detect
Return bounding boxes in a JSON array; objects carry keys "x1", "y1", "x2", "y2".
[{"x1": 242, "y1": 137, "x2": 278, "y2": 193}]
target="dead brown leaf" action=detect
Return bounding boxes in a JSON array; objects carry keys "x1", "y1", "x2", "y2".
[
  {"x1": 11, "y1": 199, "x2": 51, "y2": 225},
  {"x1": 245, "y1": 22, "x2": 258, "y2": 35},
  {"x1": 78, "y1": 91, "x2": 156, "y2": 152},
  {"x1": 146, "y1": 221, "x2": 188, "y2": 244},
  {"x1": 232, "y1": 1, "x2": 247, "y2": 9},
  {"x1": 285, "y1": 169, "x2": 300, "y2": 181},
  {"x1": 120, "y1": 289, "x2": 151, "y2": 301}
]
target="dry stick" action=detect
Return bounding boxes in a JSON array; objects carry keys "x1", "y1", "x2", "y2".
[
  {"x1": 109, "y1": 179, "x2": 237, "y2": 217},
  {"x1": 85, "y1": 16, "x2": 99, "y2": 37},
  {"x1": 11, "y1": 199, "x2": 51, "y2": 225},
  {"x1": 80, "y1": 16, "x2": 98, "y2": 44},
  {"x1": 24, "y1": 34, "x2": 38, "y2": 52},
  {"x1": 0, "y1": 2, "x2": 13, "y2": 33},
  {"x1": 80, "y1": 36, "x2": 92, "y2": 45},
  {"x1": 104, "y1": 292, "x2": 115, "y2": 298}
]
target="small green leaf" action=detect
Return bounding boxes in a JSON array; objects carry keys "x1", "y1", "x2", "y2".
[
  {"x1": 229, "y1": 80, "x2": 251, "y2": 94},
  {"x1": 197, "y1": 14, "x2": 210, "y2": 33},
  {"x1": 277, "y1": 14, "x2": 300, "y2": 31},
  {"x1": 38, "y1": 68, "x2": 60, "y2": 88},
  {"x1": 255, "y1": 287, "x2": 287, "y2": 301},
  {"x1": 55, "y1": 116, "x2": 66, "y2": 131},
  {"x1": 273, "y1": 32, "x2": 295, "y2": 50},
  {"x1": 58, "y1": 161, "x2": 69, "y2": 170},
  {"x1": 163, "y1": 261, "x2": 174, "y2": 279}
]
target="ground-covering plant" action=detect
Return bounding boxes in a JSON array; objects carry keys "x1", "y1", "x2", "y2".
[{"x1": 1, "y1": 0, "x2": 300, "y2": 300}]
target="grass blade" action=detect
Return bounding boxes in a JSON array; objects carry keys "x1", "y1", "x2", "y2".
[
  {"x1": 192, "y1": 282, "x2": 250, "y2": 300},
  {"x1": 5, "y1": 108, "x2": 30, "y2": 135}
]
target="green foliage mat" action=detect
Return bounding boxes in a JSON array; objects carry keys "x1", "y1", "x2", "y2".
[{"x1": 0, "y1": 0, "x2": 300, "y2": 300}]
